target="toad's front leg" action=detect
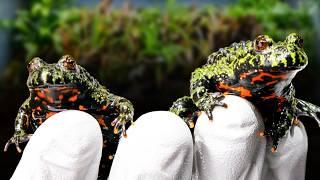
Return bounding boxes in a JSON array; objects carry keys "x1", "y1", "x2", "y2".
[
  {"x1": 109, "y1": 96, "x2": 134, "y2": 137},
  {"x1": 4, "y1": 97, "x2": 33, "y2": 153},
  {"x1": 190, "y1": 68, "x2": 227, "y2": 120}
]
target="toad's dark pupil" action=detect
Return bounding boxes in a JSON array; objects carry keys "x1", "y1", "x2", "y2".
[
  {"x1": 255, "y1": 37, "x2": 268, "y2": 51},
  {"x1": 64, "y1": 61, "x2": 75, "y2": 70}
]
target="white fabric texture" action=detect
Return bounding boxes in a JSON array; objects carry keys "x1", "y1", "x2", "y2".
[
  {"x1": 193, "y1": 95, "x2": 266, "y2": 180},
  {"x1": 193, "y1": 95, "x2": 308, "y2": 180},
  {"x1": 108, "y1": 111, "x2": 194, "y2": 180},
  {"x1": 11, "y1": 110, "x2": 103, "y2": 180}
]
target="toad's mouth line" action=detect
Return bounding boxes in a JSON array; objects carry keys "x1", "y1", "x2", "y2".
[
  {"x1": 28, "y1": 83, "x2": 79, "y2": 90},
  {"x1": 241, "y1": 66, "x2": 304, "y2": 75}
]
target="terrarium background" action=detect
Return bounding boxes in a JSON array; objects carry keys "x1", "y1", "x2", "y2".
[{"x1": 0, "y1": 0, "x2": 319, "y2": 179}]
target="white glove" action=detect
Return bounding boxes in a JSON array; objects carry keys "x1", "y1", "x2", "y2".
[
  {"x1": 108, "y1": 111, "x2": 194, "y2": 180},
  {"x1": 110, "y1": 95, "x2": 308, "y2": 180},
  {"x1": 11, "y1": 110, "x2": 103, "y2": 180},
  {"x1": 193, "y1": 95, "x2": 307, "y2": 180},
  {"x1": 193, "y1": 95, "x2": 266, "y2": 180}
]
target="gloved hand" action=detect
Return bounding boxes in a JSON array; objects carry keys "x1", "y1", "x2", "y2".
[
  {"x1": 10, "y1": 110, "x2": 103, "y2": 180},
  {"x1": 11, "y1": 96, "x2": 308, "y2": 180},
  {"x1": 110, "y1": 95, "x2": 308, "y2": 180},
  {"x1": 193, "y1": 95, "x2": 307, "y2": 180},
  {"x1": 108, "y1": 111, "x2": 194, "y2": 180}
]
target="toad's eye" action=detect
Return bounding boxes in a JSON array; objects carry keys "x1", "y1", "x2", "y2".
[
  {"x1": 58, "y1": 55, "x2": 77, "y2": 71},
  {"x1": 28, "y1": 57, "x2": 46, "y2": 73},
  {"x1": 254, "y1": 35, "x2": 272, "y2": 52}
]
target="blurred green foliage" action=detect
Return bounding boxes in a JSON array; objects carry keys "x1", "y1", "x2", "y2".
[
  {"x1": 227, "y1": 0, "x2": 316, "y2": 58},
  {"x1": 0, "y1": 0, "x2": 69, "y2": 59},
  {"x1": 0, "y1": 0, "x2": 318, "y2": 112},
  {"x1": 1, "y1": 0, "x2": 260, "y2": 84}
]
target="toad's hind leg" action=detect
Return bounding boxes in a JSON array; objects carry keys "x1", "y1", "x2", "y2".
[
  {"x1": 296, "y1": 98, "x2": 320, "y2": 126},
  {"x1": 169, "y1": 96, "x2": 200, "y2": 129},
  {"x1": 264, "y1": 107, "x2": 293, "y2": 152},
  {"x1": 97, "y1": 119, "x2": 121, "y2": 180}
]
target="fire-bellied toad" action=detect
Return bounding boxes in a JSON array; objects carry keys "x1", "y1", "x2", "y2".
[
  {"x1": 170, "y1": 33, "x2": 320, "y2": 151},
  {"x1": 4, "y1": 55, "x2": 134, "y2": 179}
]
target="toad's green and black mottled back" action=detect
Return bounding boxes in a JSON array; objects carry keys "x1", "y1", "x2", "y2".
[
  {"x1": 4, "y1": 55, "x2": 134, "y2": 179},
  {"x1": 170, "y1": 33, "x2": 320, "y2": 151}
]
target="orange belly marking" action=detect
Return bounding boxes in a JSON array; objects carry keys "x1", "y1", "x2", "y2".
[{"x1": 218, "y1": 83, "x2": 252, "y2": 97}]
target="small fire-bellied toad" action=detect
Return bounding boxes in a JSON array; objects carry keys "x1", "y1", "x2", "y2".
[
  {"x1": 170, "y1": 33, "x2": 320, "y2": 151},
  {"x1": 5, "y1": 55, "x2": 134, "y2": 179}
]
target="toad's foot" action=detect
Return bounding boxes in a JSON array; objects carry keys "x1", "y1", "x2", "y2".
[
  {"x1": 111, "y1": 100, "x2": 134, "y2": 137},
  {"x1": 4, "y1": 132, "x2": 32, "y2": 153},
  {"x1": 169, "y1": 96, "x2": 200, "y2": 129},
  {"x1": 182, "y1": 112, "x2": 200, "y2": 129},
  {"x1": 296, "y1": 98, "x2": 320, "y2": 126},
  {"x1": 197, "y1": 92, "x2": 227, "y2": 120}
]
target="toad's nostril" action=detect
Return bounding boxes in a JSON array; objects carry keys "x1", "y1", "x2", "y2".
[
  {"x1": 286, "y1": 33, "x2": 303, "y2": 48},
  {"x1": 297, "y1": 38, "x2": 304, "y2": 48}
]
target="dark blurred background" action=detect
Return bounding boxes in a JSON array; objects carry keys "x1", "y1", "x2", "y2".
[{"x1": 0, "y1": 0, "x2": 319, "y2": 179}]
